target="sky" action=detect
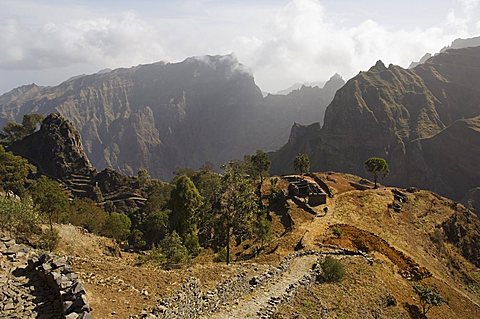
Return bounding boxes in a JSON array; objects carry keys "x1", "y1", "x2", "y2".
[{"x1": 1, "y1": 0, "x2": 479, "y2": 94}]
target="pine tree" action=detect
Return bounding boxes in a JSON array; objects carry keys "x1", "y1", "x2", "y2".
[{"x1": 169, "y1": 175, "x2": 203, "y2": 237}]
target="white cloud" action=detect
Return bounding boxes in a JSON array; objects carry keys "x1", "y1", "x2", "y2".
[
  {"x1": 0, "y1": 0, "x2": 479, "y2": 94},
  {"x1": 0, "y1": 12, "x2": 167, "y2": 70},
  {"x1": 458, "y1": 0, "x2": 479, "y2": 11},
  {"x1": 234, "y1": 0, "x2": 476, "y2": 91}
]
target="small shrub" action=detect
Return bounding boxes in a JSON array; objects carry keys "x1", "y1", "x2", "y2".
[
  {"x1": 320, "y1": 256, "x2": 345, "y2": 282},
  {"x1": 160, "y1": 231, "x2": 189, "y2": 269},
  {"x1": 183, "y1": 231, "x2": 201, "y2": 257},
  {"x1": 413, "y1": 283, "x2": 443, "y2": 316},
  {"x1": 332, "y1": 227, "x2": 342, "y2": 238},
  {"x1": 0, "y1": 197, "x2": 40, "y2": 237},
  {"x1": 128, "y1": 229, "x2": 147, "y2": 249},
  {"x1": 214, "y1": 247, "x2": 227, "y2": 262},
  {"x1": 68, "y1": 199, "x2": 108, "y2": 234},
  {"x1": 101, "y1": 212, "x2": 131, "y2": 242},
  {"x1": 38, "y1": 228, "x2": 60, "y2": 252},
  {"x1": 136, "y1": 245, "x2": 166, "y2": 266}
]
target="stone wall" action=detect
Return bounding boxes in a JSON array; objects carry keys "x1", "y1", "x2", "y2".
[
  {"x1": 27, "y1": 253, "x2": 93, "y2": 319},
  {"x1": 141, "y1": 249, "x2": 372, "y2": 319},
  {"x1": 0, "y1": 234, "x2": 92, "y2": 319}
]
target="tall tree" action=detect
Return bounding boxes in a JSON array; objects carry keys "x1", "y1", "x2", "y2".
[
  {"x1": 137, "y1": 167, "x2": 151, "y2": 187},
  {"x1": 294, "y1": 153, "x2": 310, "y2": 175},
  {"x1": 219, "y1": 161, "x2": 259, "y2": 264},
  {"x1": 364, "y1": 157, "x2": 390, "y2": 188},
  {"x1": 169, "y1": 175, "x2": 203, "y2": 236},
  {"x1": 0, "y1": 145, "x2": 32, "y2": 197},
  {"x1": 190, "y1": 168, "x2": 222, "y2": 247},
  {"x1": 246, "y1": 150, "x2": 271, "y2": 184},
  {"x1": 169, "y1": 175, "x2": 202, "y2": 255},
  {"x1": 131, "y1": 182, "x2": 172, "y2": 247},
  {"x1": 29, "y1": 176, "x2": 69, "y2": 230}
]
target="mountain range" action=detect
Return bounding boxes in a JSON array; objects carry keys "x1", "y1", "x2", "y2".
[
  {"x1": 0, "y1": 55, "x2": 344, "y2": 179},
  {"x1": 271, "y1": 46, "x2": 480, "y2": 202}
]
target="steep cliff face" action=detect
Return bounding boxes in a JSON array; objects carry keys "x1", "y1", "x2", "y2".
[
  {"x1": 271, "y1": 46, "x2": 480, "y2": 200},
  {"x1": 0, "y1": 55, "x2": 342, "y2": 179},
  {"x1": 9, "y1": 113, "x2": 95, "y2": 179}
]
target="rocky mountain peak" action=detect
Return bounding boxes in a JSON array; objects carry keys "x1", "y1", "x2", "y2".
[
  {"x1": 10, "y1": 113, "x2": 95, "y2": 179},
  {"x1": 369, "y1": 60, "x2": 387, "y2": 72},
  {"x1": 323, "y1": 73, "x2": 345, "y2": 91}
]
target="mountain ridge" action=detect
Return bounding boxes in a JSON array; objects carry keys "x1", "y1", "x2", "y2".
[
  {"x1": 271, "y1": 46, "x2": 480, "y2": 201},
  {"x1": 0, "y1": 54, "x2": 343, "y2": 179}
]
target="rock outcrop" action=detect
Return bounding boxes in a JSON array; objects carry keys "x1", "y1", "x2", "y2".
[
  {"x1": 0, "y1": 55, "x2": 343, "y2": 180},
  {"x1": 462, "y1": 187, "x2": 480, "y2": 217},
  {"x1": 442, "y1": 207, "x2": 480, "y2": 268},
  {"x1": 8, "y1": 113, "x2": 146, "y2": 213},
  {"x1": 271, "y1": 46, "x2": 480, "y2": 201},
  {"x1": 9, "y1": 113, "x2": 95, "y2": 179}
]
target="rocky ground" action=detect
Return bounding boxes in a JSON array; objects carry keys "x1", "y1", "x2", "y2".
[{"x1": 0, "y1": 236, "x2": 62, "y2": 318}]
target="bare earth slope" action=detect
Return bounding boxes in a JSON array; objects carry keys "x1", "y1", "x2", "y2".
[{"x1": 44, "y1": 172, "x2": 480, "y2": 319}]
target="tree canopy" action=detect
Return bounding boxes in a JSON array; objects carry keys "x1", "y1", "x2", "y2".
[
  {"x1": 169, "y1": 175, "x2": 203, "y2": 236},
  {"x1": 219, "y1": 161, "x2": 259, "y2": 264},
  {"x1": 1, "y1": 113, "x2": 44, "y2": 143},
  {"x1": 364, "y1": 157, "x2": 390, "y2": 188},
  {"x1": 29, "y1": 176, "x2": 70, "y2": 230},
  {"x1": 413, "y1": 283, "x2": 443, "y2": 316},
  {"x1": 0, "y1": 145, "x2": 32, "y2": 197},
  {"x1": 245, "y1": 150, "x2": 271, "y2": 183},
  {"x1": 294, "y1": 153, "x2": 310, "y2": 175}
]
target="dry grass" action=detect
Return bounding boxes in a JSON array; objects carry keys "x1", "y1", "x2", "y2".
[{"x1": 48, "y1": 172, "x2": 480, "y2": 318}]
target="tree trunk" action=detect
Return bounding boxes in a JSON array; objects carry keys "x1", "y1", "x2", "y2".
[{"x1": 226, "y1": 213, "x2": 231, "y2": 265}]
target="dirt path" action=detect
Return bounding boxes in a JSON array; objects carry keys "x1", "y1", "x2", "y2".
[{"x1": 206, "y1": 255, "x2": 318, "y2": 319}]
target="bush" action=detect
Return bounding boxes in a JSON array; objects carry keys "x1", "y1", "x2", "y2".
[
  {"x1": 160, "y1": 231, "x2": 189, "y2": 269},
  {"x1": 184, "y1": 231, "x2": 201, "y2": 257},
  {"x1": 413, "y1": 283, "x2": 443, "y2": 316},
  {"x1": 128, "y1": 229, "x2": 147, "y2": 249},
  {"x1": 38, "y1": 228, "x2": 60, "y2": 252},
  {"x1": 101, "y1": 212, "x2": 131, "y2": 242},
  {"x1": 0, "y1": 197, "x2": 40, "y2": 236},
  {"x1": 29, "y1": 176, "x2": 70, "y2": 229},
  {"x1": 68, "y1": 199, "x2": 108, "y2": 234},
  {"x1": 214, "y1": 247, "x2": 228, "y2": 262},
  {"x1": 320, "y1": 256, "x2": 345, "y2": 282},
  {"x1": 136, "y1": 245, "x2": 166, "y2": 266},
  {"x1": 332, "y1": 227, "x2": 342, "y2": 238}
]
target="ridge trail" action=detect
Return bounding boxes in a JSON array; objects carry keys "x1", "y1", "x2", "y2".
[{"x1": 206, "y1": 255, "x2": 318, "y2": 319}]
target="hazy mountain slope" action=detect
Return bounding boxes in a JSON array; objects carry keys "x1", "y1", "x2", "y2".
[
  {"x1": 271, "y1": 46, "x2": 480, "y2": 200},
  {"x1": 0, "y1": 55, "x2": 343, "y2": 179}
]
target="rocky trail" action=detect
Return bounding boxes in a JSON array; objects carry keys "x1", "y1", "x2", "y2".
[{"x1": 206, "y1": 255, "x2": 319, "y2": 319}]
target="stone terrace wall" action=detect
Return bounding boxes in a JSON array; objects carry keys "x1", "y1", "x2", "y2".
[
  {"x1": 27, "y1": 253, "x2": 93, "y2": 319},
  {"x1": 141, "y1": 249, "x2": 371, "y2": 319},
  {"x1": 0, "y1": 234, "x2": 92, "y2": 319}
]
